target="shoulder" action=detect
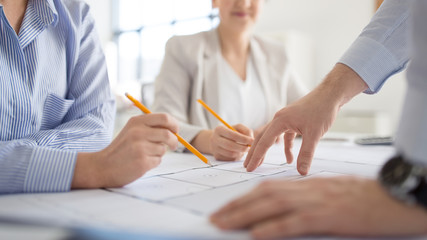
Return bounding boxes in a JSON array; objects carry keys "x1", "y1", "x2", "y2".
[
  {"x1": 164, "y1": 30, "x2": 217, "y2": 65},
  {"x1": 166, "y1": 30, "x2": 214, "y2": 51},
  {"x1": 54, "y1": 0, "x2": 94, "y2": 28}
]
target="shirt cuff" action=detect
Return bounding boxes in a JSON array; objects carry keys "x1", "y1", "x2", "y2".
[
  {"x1": 24, "y1": 147, "x2": 77, "y2": 192},
  {"x1": 339, "y1": 36, "x2": 406, "y2": 94}
]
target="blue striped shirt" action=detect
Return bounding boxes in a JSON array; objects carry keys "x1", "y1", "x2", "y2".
[
  {"x1": 339, "y1": 0, "x2": 427, "y2": 165},
  {"x1": 0, "y1": 0, "x2": 115, "y2": 193}
]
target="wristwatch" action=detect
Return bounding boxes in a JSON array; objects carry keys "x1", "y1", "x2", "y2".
[{"x1": 379, "y1": 155, "x2": 427, "y2": 209}]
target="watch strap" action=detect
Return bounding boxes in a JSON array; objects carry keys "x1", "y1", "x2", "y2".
[{"x1": 412, "y1": 177, "x2": 427, "y2": 208}]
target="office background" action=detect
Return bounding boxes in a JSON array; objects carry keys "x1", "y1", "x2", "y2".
[{"x1": 85, "y1": 0, "x2": 404, "y2": 137}]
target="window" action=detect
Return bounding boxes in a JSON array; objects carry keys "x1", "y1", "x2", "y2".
[{"x1": 112, "y1": 0, "x2": 219, "y2": 106}]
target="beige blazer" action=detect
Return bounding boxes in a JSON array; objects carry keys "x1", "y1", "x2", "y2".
[{"x1": 152, "y1": 29, "x2": 307, "y2": 151}]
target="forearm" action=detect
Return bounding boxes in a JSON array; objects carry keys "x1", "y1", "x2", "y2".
[
  {"x1": 191, "y1": 130, "x2": 213, "y2": 155},
  {"x1": 27, "y1": 105, "x2": 114, "y2": 152},
  {"x1": 317, "y1": 63, "x2": 369, "y2": 108},
  {"x1": 0, "y1": 141, "x2": 77, "y2": 193}
]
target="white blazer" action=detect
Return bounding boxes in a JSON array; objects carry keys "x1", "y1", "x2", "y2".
[{"x1": 152, "y1": 29, "x2": 307, "y2": 150}]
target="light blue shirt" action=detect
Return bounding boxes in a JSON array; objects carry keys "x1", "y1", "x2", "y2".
[
  {"x1": 339, "y1": 0, "x2": 427, "y2": 165},
  {"x1": 0, "y1": 0, "x2": 115, "y2": 193}
]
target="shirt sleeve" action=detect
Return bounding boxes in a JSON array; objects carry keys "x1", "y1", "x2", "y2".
[
  {"x1": 0, "y1": 3, "x2": 115, "y2": 194},
  {"x1": 339, "y1": 0, "x2": 411, "y2": 94},
  {"x1": 395, "y1": 1, "x2": 427, "y2": 165}
]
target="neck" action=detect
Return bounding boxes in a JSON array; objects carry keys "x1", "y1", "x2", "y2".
[
  {"x1": 0, "y1": 0, "x2": 28, "y2": 35},
  {"x1": 217, "y1": 24, "x2": 251, "y2": 57}
]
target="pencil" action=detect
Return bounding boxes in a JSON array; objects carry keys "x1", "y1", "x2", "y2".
[
  {"x1": 197, "y1": 99, "x2": 251, "y2": 147},
  {"x1": 125, "y1": 93, "x2": 212, "y2": 166},
  {"x1": 197, "y1": 99, "x2": 237, "y2": 132}
]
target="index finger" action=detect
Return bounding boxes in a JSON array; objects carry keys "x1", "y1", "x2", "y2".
[
  {"x1": 244, "y1": 120, "x2": 283, "y2": 172},
  {"x1": 296, "y1": 134, "x2": 321, "y2": 175}
]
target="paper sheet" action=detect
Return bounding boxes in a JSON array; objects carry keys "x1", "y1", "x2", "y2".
[{"x1": 0, "y1": 142, "x2": 396, "y2": 239}]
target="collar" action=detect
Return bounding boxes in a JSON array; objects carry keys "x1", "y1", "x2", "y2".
[{"x1": 31, "y1": 0, "x2": 58, "y2": 26}]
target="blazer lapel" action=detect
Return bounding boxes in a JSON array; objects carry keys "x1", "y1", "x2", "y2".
[
  {"x1": 201, "y1": 29, "x2": 222, "y2": 128},
  {"x1": 250, "y1": 38, "x2": 274, "y2": 120}
]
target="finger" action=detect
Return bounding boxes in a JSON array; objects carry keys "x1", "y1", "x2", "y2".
[
  {"x1": 216, "y1": 126, "x2": 254, "y2": 146},
  {"x1": 245, "y1": 136, "x2": 261, "y2": 167},
  {"x1": 275, "y1": 135, "x2": 281, "y2": 144},
  {"x1": 144, "y1": 128, "x2": 179, "y2": 150},
  {"x1": 212, "y1": 190, "x2": 300, "y2": 230},
  {"x1": 251, "y1": 209, "x2": 329, "y2": 239},
  {"x1": 244, "y1": 128, "x2": 265, "y2": 168},
  {"x1": 141, "y1": 113, "x2": 179, "y2": 133},
  {"x1": 296, "y1": 134, "x2": 321, "y2": 175},
  {"x1": 245, "y1": 120, "x2": 283, "y2": 172},
  {"x1": 215, "y1": 135, "x2": 251, "y2": 152},
  {"x1": 140, "y1": 141, "x2": 168, "y2": 157},
  {"x1": 141, "y1": 156, "x2": 163, "y2": 173},
  {"x1": 284, "y1": 132, "x2": 296, "y2": 164},
  {"x1": 234, "y1": 124, "x2": 254, "y2": 138}
]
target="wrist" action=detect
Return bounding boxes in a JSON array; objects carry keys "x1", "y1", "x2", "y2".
[
  {"x1": 319, "y1": 63, "x2": 369, "y2": 108},
  {"x1": 71, "y1": 152, "x2": 102, "y2": 189},
  {"x1": 191, "y1": 130, "x2": 214, "y2": 155},
  {"x1": 379, "y1": 154, "x2": 427, "y2": 209}
]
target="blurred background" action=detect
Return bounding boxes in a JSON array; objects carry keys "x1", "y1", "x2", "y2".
[{"x1": 85, "y1": 0, "x2": 403, "y2": 137}]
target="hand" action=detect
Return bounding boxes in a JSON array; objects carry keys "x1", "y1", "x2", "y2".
[
  {"x1": 244, "y1": 64, "x2": 368, "y2": 175},
  {"x1": 211, "y1": 177, "x2": 427, "y2": 239},
  {"x1": 210, "y1": 124, "x2": 254, "y2": 161},
  {"x1": 72, "y1": 113, "x2": 179, "y2": 189},
  {"x1": 254, "y1": 125, "x2": 282, "y2": 144}
]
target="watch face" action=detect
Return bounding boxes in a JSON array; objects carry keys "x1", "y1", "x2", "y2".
[{"x1": 380, "y1": 156, "x2": 413, "y2": 186}]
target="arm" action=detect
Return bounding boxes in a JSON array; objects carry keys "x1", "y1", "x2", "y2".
[
  {"x1": 0, "y1": 3, "x2": 114, "y2": 193},
  {"x1": 339, "y1": 0, "x2": 411, "y2": 93},
  {"x1": 245, "y1": 0, "x2": 410, "y2": 174},
  {"x1": 245, "y1": 64, "x2": 367, "y2": 174}
]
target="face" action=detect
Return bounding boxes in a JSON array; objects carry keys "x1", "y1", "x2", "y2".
[{"x1": 212, "y1": 0, "x2": 264, "y2": 32}]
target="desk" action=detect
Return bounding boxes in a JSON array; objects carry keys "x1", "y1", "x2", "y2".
[{"x1": 0, "y1": 138, "x2": 415, "y2": 240}]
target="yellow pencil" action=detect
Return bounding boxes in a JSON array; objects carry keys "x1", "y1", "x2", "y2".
[
  {"x1": 197, "y1": 99, "x2": 251, "y2": 147},
  {"x1": 125, "y1": 93, "x2": 211, "y2": 166},
  {"x1": 197, "y1": 99, "x2": 237, "y2": 132}
]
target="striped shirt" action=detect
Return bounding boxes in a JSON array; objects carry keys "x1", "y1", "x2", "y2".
[
  {"x1": 0, "y1": 0, "x2": 115, "y2": 193},
  {"x1": 339, "y1": 0, "x2": 427, "y2": 165}
]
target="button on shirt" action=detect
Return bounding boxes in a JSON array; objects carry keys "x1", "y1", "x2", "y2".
[
  {"x1": 339, "y1": 0, "x2": 427, "y2": 165},
  {"x1": 0, "y1": 0, "x2": 115, "y2": 193}
]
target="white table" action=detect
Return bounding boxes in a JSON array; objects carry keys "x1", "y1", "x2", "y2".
[{"x1": 1, "y1": 138, "x2": 412, "y2": 240}]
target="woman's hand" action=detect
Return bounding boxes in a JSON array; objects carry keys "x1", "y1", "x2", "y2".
[{"x1": 210, "y1": 124, "x2": 254, "y2": 161}]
